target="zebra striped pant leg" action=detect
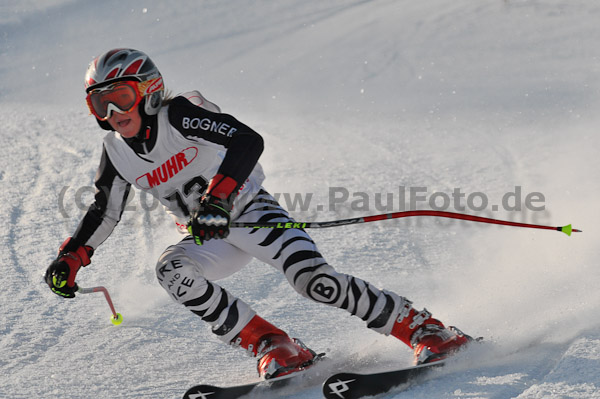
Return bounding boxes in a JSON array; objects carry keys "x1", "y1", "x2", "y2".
[
  {"x1": 229, "y1": 190, "x2": 412, "y2": 336},
  {"x1": 155, "y1": 239, "x2": 256, "y2": 344}
]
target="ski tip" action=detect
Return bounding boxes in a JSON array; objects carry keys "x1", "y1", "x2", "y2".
[{"x1": 559, "y1": 224, "x2": 582, "y2": 236}]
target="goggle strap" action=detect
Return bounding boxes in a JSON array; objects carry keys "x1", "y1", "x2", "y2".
[{"x1": 138, "y1": 77, "x2": 164, "y2": 96}]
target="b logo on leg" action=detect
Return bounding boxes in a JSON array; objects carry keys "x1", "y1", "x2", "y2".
[{"x1": 307, "y1": 274, "x2": 341, "y2": 304}]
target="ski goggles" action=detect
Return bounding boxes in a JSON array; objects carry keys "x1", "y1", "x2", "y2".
[{"x1": 86, "y1": 77, "x2": 163, "y2": 121}]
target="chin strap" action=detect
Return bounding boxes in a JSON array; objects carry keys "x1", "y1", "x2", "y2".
[{"x1": 128, "y1": 125, "x2": 152, "y2": 143}]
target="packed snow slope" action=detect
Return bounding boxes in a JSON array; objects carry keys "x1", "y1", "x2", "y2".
[{"x1": 1, "y1": 1, "x2": 600, "y2": 398}]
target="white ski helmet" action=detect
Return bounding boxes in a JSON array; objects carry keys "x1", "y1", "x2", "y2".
[{"x1": 85, "y1": 48, "x2": 164, "y2": 120}]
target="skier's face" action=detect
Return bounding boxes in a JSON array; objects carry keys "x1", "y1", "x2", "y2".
[{"x1": 107, "y1": 105, "x2": 143, "y2": 138}]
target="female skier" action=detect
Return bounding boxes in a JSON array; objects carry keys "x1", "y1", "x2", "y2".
[{"x1": 45, "y1": 48, "x2": 470, "y2": 379}]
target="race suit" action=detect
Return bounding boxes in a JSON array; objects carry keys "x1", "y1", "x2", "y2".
[{"x1": 72, "y1": 91, "x2": 411, "y2": 345}]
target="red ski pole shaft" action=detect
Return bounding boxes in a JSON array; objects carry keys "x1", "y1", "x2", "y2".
[
  {"x1": 78, "y1": 286, "x2": 123, "y2": 325},
  {"x1": 78, "y1": 286, "x2": 118, "y2": 317},
  {"x1": 230, "y1": 210, "x2": 581, "y2": 236}
]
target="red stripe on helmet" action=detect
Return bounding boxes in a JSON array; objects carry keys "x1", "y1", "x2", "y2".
[
  {"x1": 104, "y1": 66, "x2": 120, "y2": 80},
  {"x1": 123, "y1": 58, "x2": 145, "y2": 76}
]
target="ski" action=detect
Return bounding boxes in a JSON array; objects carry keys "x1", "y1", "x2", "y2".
[
  {"x1": 183, "y1": 355, "x2": 327, "y2": 399},
  {"x1": 322, "y1": 360, "x2": 446, "y2": 399},
  {"x1": 183, "y1": 381, "x2": 256, "y2": 399},
  {"x1": 183, "y1": 371, "x2": 301, "y2": 399}
]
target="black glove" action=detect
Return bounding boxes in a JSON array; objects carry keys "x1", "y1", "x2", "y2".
[
  {"x1": 187, "y1": 174, "x2": 238, "y2": 245},
  {"x1": 188, "y1": 195, "x2": 232, "y2": 245},
  {"x1": 45, "y1": 238, "x2": 93, "y2": 298}
]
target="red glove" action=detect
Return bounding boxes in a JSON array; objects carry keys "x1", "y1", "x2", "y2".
[
  {"x1": 205, "y1": 174, "x2": 239, "y2": 202},
  {"x1": 45, "y1": 238, "x2": 93, "y2": 298}
]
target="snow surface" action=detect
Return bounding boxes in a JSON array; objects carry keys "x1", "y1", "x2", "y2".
[{"x1": 1, "y1": 1, "x2": 600, "y2": 398}]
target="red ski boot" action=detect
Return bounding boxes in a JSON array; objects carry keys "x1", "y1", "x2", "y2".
[
  {"x1": 256, "y1": 335, "x2": 318, "y2": 379},
  {"x1": 232, "y1": 315, "x2": 318, "y2": 379},
  {"x1": 411, "y1": 324, "x2": 471, "y2": 364},
  {"x1": 391, "y1": 303, "x2": 471, "y2": 364}
]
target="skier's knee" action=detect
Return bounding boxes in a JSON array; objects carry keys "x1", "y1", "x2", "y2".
[{"x1": 155, "y1": 245, "x2": 205, "y2": 304}]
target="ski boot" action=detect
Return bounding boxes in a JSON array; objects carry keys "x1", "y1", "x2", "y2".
[
  {"x1": 232, "y1": 315, "x2": 318, "y2": 379},
  {"x1": 411, "y1": 324, "x2": 471, "y2": 364},
  {"x1": 390, "y1": 303, "x2": 471, "y2": 365},
  {"x1": 257, "y1": 335, "x2": 318, "y2": 379}
]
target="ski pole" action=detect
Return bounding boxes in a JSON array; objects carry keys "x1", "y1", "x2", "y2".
[
  {"x1": 230, "y1": 210, "x2": 581, "y2": 236},
  {"x1": 78, "y1": 286, "x2": 123, "y2": 325}
]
